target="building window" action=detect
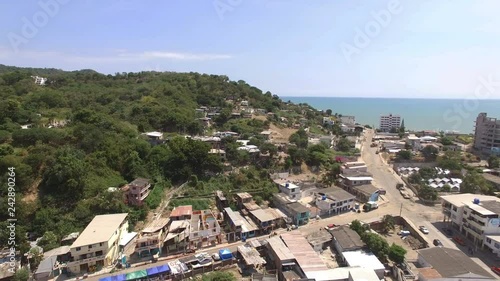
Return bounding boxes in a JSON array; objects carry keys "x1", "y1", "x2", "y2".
[
  {"x1": 99, "y1": 242, "x2": 103, "y2": 247},
  {"x1": 89, "y1": 245, "x2": 93, "y2": 249},
  {"x1": 487, "y1": 238, "x2": 492, "y2": 243},
  {"x1": 495, "y1": 243, "x2": 500, "y2": 249}
]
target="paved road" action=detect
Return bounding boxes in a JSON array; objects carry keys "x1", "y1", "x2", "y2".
[{"x1": 300, "y1": 129, "x2": 497, "y2": 276}]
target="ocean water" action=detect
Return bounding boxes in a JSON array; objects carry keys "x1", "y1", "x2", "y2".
[{"x1": 282, "y1": 97, "x2": 500, "y2": 134}]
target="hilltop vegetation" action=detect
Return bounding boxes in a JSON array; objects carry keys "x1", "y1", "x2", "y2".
[{"x1": 0, "y1": 65, "x2": 309, "y2": 253}]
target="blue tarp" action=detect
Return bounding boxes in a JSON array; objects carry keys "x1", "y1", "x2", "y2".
[
  {"x1": 111, "y1": 274, "x2": 126, "y2": 281},
  {"x1": 146, "y1": 264, "x2": 170, "y2": 276},
  {"x1": 146, "y1": 267, "x2": 159, "y2": 276},
  {"x1": 156, "y1": 264, "x2": 170, "y2": 273},
  {"x1": 219, "y1": 249, "x2": 233, "y2": 260},
  {"x1": 99, "y1": 277, "x2": 112, "y2": 281}
]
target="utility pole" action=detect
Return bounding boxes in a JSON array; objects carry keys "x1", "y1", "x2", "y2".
[{"x1": 399, "y1": 203, "x2": 403, "y2": 217}]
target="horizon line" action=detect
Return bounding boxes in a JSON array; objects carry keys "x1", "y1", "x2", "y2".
[{"x1": 280, "y1": 95, "x2": 500, "y2": 100}]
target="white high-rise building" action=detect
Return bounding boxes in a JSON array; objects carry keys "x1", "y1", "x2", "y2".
[{"x1": 379, "y1": 114, "x2": 401, "y2": 132}]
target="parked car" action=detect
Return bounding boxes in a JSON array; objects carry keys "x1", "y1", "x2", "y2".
[
  {"x1": 419, "y1": 226, "x2": 429, "y2": 234},
  {"x1": 491, "y1": 266, "x2": 500, "y2": 275},
  {"x1": 453, "y1": 236, "x2": 466, "y2": 246},
  {"x1": 399, "y1": 230, "x2": 411, "y2": 237},
  {"x1": 433, "y1": 239, "x2": 443, "y2": 246},
  {"x1": 211, "y1": 253, "x2": 221, "y2": 261},
  {"x1": 324, "y1": 224, "x2": 337, "y2": 230}
]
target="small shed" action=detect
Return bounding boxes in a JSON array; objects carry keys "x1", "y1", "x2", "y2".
[{"x1": 219, "y1": 248, "x2": 233, "y2": 260}]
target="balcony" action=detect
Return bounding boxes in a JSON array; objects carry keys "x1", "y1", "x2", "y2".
[
  {"x1": 467, "y1": 216, "x2": 486, "y2": 227},
  {"x1": 67, "y1": 254, "x2": 105, "y2": 266},
  {"x1": 135, "y1": 243, "x2": 160, "y2": 253}
]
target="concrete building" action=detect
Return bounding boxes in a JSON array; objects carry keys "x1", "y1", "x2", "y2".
[
  {"x1": 249, "y1": 208, "x2": 279, "y2": 232},
  {"x1": 379, "y1": 114, "x2": 401, "y2": 132},
  {"x1": 122, "y1": 178, "x2": 151, "y2": 206},
  {"x1": 406, "y1": 134, "x2": 422, "y2": 151},
  {"x1": 67, "y1": 213, "x2": 129, "y2": 274},
  {"x1": 135, "y1": 217, "x2": 169, "y2": 258},
  {"x1": 441, "y1": 193, "x2": 500, "y2": 248},
  {"x1": 215, "y1": 190, "x2": 228, "y2": 211},
  {"x1": 417, "y1": 247, "x2": 495, "y2": 280},
  {"x1": 189, "y1": 210, "x2": 221, "y2": 248},
  {"x1": 223, "y1": 207, "x2": 258, "y2": 241},
  {"x1": 342, "y1": 251, "x2": 385, "y2": 279},
  {"x1": 169, "y1": 205, "x2": 193, "y2": 221},
  {"x1": 272, "y1": 194, "x2": 310, "y2": 226},
  {"x1": 474, "y1": 113, "x2": 500, "y2": 156},
  {"x1": 323, "y1": 117, "x2": 335, "y2": 126},
  {"x1": 274, "y1": 180, "x2": 302, "y2": 200},
  {"x1": 330, "y1": 226, "x2": 366, "y2": 255},
  {"x1": 340, "y1": 115, "x2": 356, "y2": 126},
  {"x1": 306, "y1": 230, "x2": 333, "y2": 252},
  {"x1": 280, "y1": 232, "x2": 329, "y2": 275},
  {"x1": 266, "y1": 236, "x2": 301, "y2": 280},
  {"x1": 143, "y1": 131, "x2": 164, "y2": 145},
  {"x1": 208, "y1": 148, "x2": 226, "y2": 161},
  {"x1": 235, "y1": 192, "x2": 253, "y2": 209},
  {"x1": 260, "y1": 130, "x2": 272, "y2": 140},
  {"x1": 32, "y1": 75, "x2": 47, "y2": 85},
  {"x1": 313, "y1": 187, "x2": 356, "y2": 217}
]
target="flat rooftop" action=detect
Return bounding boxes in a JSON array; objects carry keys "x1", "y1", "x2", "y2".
[
  {"x1": 71, "y1": 213, "x2": 128, "y2": 248},
  {"x1": 250, "y1": 208, "x2": 275, "y2": 223},
  {"x1": 345, "y1": 176, "x2": 373, "y2": 181},
  {"x1": 483, "y1": 173, "x2": 500, "y2": 185},
  {"x1": 418, "y1": 247, "x2": 494, "y2": 278},
  {"x1": 142, "y1": 217, "x2": 170, "y2": 233},
  {"x1": 236, "y1": 192, "x2": 253, "y2": 200},
  {"x1": 318, "y1": 187, "x2": 355, "y2": 201},
  {"x1": 441, "y1": 193, "x2": 500, "y2": 207},
  {"x1": 274, "y1": 179, "x2": 300, "y2": 190},
  {"x1": 170, "y1": 205, "x2": 193, "y2": 217},
  {"x1": 287, "y1": 202, "x2": 309, "y2": 214},
  {"x1": 281, "y1": 231, "x2": 329, "y2": 274},
  {"x1": 238, "y1": 244, "x2": 266, "y2": 266},
  {"x1": 330, "y1": 226, "x2": 365, "y2": 250},
  {"x1": 342, "y1": 250, "x2": 384, "y2": 272},
  {"x1": 266, "y1": 236, "x2": 295, "y2": 261},
  {"x1": 353, "y1": 184, "x2": 379, "y2": 195},
  {"x1": 306, "y1": 230, "x2": 332, "y2": 247}
]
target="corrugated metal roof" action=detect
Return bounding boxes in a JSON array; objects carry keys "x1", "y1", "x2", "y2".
[{"x1": 280, "y1": 232, "x2": 329, "y2": 273}]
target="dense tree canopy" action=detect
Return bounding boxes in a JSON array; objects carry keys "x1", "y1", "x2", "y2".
[{"x1": 0, "y1": 65, "x2": 293, "y2": 255}]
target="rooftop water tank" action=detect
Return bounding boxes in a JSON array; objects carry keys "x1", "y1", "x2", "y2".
[
  {"x1": 322, "y1": 195, "x2": 327, "y2": 201},
  {"x1": 285, "y1": 183, "x2": 289, "y2": 188},
  {"x1": 473, "y1": 198, "x2": 480, "y2": 204}
]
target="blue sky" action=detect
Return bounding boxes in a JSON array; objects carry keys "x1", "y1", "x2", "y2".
[{"x1": 1, "y1": 0, "x2": 500, "y2": 98}]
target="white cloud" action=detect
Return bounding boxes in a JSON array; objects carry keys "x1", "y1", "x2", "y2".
[{"x1": 0, "y1": 48, "x2": 233, "y2": 63}]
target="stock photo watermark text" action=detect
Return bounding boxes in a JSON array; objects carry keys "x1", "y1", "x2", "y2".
[
  {"x1": 6, "y1": 167, "x2": 17, "y2": 274},
  {"x1": 8, "y1": 0, "x2": 70, "y2": 52},
  {"x1": 340, "y1": 0, "x2": 402, "y2": 63}
]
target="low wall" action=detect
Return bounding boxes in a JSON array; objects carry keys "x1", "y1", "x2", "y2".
[
  {"x1": 392, "y1": 162, "x2": 438, "y2": 169},
  {"x1": 396, "y1": 216, "x2": 430, "y2": 249}
]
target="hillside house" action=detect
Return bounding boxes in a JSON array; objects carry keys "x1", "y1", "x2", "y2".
[{"x1": 122, "y1": 178, "x2": 151, "y2": 206}]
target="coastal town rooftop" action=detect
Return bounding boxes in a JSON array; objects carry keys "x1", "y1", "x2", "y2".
[
  {"x1": 71, "y1": 213, "x2": 128, "y2": 248},
  {"x1": 441, "y1": 193, "x2": 500, "y2": 207},
  {"x1": 280, "y1": 232, "x2": 329, "y2": 274},
  {"x1": 170, "y1": 205, "x2": 193, "y2": 217}
]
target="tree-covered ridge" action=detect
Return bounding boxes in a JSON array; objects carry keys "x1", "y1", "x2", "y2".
[{"x1": 0, "y1": 65, "x2": 299, "y2": 254}]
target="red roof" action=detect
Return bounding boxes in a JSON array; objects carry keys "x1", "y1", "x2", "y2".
[{"x1": 170, "y1": 205, "x2": 193, "y2": 217}]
